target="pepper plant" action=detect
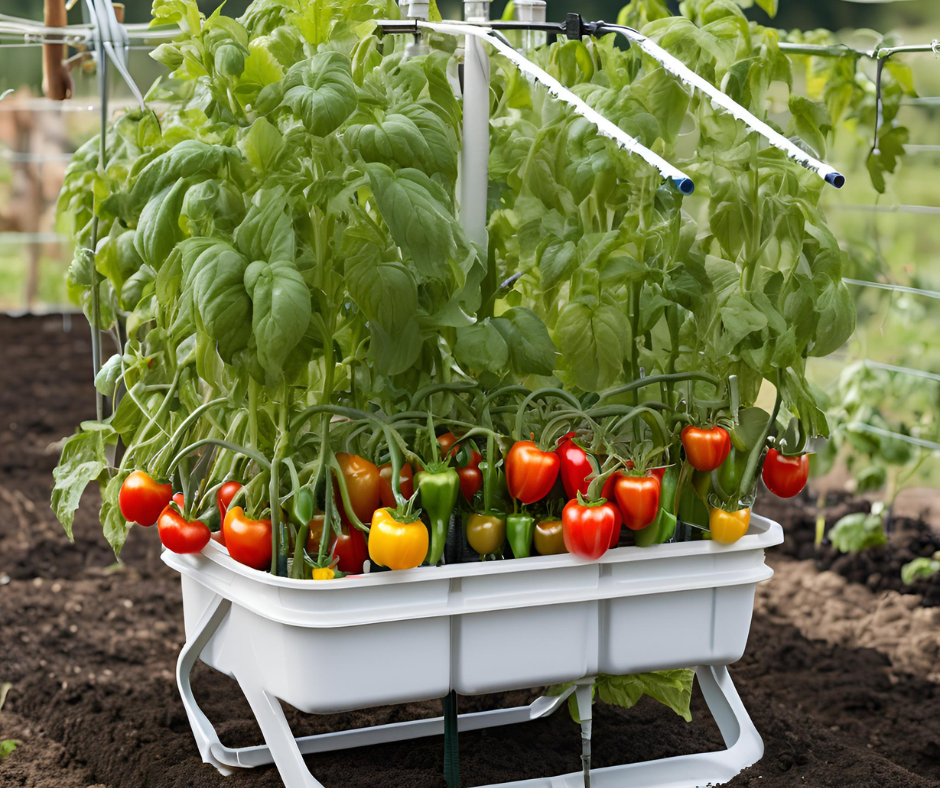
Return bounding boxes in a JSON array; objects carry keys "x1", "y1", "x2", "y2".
[{"x1": 52, "y1": 0, "x2": 857, "y2": 574}]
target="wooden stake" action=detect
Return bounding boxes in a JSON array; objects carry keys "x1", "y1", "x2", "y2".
[
  {"x1": 42, "y1": 0, "x2": 69, "y2": 101},
  {"x1": 112, "y1": 3, "x2": 125, "y2": 24}
]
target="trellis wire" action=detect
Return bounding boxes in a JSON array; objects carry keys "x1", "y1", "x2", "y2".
[
  {"x1": 861, "y1": 360, "x2": 940, "y2": 385},
  {"x1": 843, "y1": 278, "x2": 940, "y2": 301},
  {"x1": 847, "y1": 422, "x2": 940, "y2": 454},
  {"x1": 830, "y1": 204, "x2": 940, "y2": 215}
]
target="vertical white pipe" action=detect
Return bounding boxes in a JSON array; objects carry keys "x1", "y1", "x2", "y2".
[
  {"x1": 513, "y1": 0, "x2": 547, "y2": 51},
  {"x1": 459, "y1": 3, "x2": 490, "y2": 254}
]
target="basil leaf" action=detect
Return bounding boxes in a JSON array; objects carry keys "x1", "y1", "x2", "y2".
[
  {"x1": 187, "y1": 242, "x2": 253, "y2": 363},
  {"x1": 51, "y1": 430, "x2": 113, "y2": 540},
  {"x1": 455, "y1": 320, "x2": 510, "y2": 375},
  {"x1": 244, "y1": 258, "x2": 312, "y2": 380},
  {"x1": 555, "y1": 301, "x2": 630, "y2": 391},
  {"x1": 492, "y1": 307, "x2": 557, "y2": 377},
  {"x1": 283, "y1": 51, "x2": 358, "y2": 137}
]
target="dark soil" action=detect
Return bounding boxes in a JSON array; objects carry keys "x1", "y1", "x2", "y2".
[
  {"x1": 769, "y1": 487, "x2": 940, "y2": 607},
  {"x1": 1, "y1": 314, "x2": 939, "y2": 788}
]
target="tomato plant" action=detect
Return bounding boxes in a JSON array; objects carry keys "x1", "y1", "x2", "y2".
[{"x1": 49, "y1": 0, "x2": 859, "y2": 580}]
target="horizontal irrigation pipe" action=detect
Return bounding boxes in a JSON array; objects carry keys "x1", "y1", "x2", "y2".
[
  {"x1": 0, "y1": 232, "x2": 70, "y2": 245},
  {"x1": 0, "y1": 98, "x2": 170, "y2": 112},
  {"x1": 778, "y1": 39, "x2": 940, "y2": 59},
  {"x1": 829, "y1": 203, "x2": 940, "y2": 215},
  {"x1": 376, "y1": 19, "x2": 695, "y2": 194},
  {"x1": 905, "y1": 144, "x2": 940, "y2": 153},
  {"x1": 843, "y1": 278, "x2": 940, "y2": 301},
  {"x1": 847, "y1": 422, "x2": 940, "y2": 454}
]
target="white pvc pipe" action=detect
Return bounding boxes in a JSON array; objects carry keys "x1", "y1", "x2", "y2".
[{"x1": 460, "y1": 32, "x2": 491, "y2": 251}]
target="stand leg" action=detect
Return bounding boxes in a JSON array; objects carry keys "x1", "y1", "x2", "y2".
[{"x1": 175, "y1": 594, "x2": 234, "y2": 776}]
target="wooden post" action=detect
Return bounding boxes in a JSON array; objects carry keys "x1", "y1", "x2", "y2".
[
  {"x1": 42, "y1": 0, "x2": 69, "y2": 101},
  {"x1": 112, "y1": 3, "x2": 125, "y2": 24}
]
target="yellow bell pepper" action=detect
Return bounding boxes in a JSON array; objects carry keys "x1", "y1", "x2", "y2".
[
  {"x1": 368, "y1": 508, "x2": 429, "y2": 570},
  {"x1": 708, "y1": 507, "x2": 751, "y2": 544}
]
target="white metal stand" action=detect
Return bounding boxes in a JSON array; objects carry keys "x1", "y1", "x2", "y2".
[{"x1": 176, "y1": 594, "x2": 764, "y2": 788}]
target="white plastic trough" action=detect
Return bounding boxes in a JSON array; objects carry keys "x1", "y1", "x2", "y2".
[{"x1": 163, "y1": 513, "x2": 783, "y2": 788}]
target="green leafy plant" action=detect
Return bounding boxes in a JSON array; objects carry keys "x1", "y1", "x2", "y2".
[
  {"x1": 901, "y1": 553, "x2": 940, "y2": 585},
  {"x1": 51, "y1": 0, "x2": 856, "y2": 578},
  {"x1": 0, "y1": 683, "x2": 18, "y2": 762},
  {"x1": 551, "y1": 670, "x2": 695, "y2": 724}
]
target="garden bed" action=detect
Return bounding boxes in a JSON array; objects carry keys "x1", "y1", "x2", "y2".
[
  {"x1": 2, "y1": 315, "x2": 939, "y2": 788},
  {"x1": 769, "y1": 489, "x2": 940, "y2": 607}
]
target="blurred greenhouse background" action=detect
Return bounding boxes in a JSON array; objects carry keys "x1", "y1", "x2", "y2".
[{"x1": 0, "y1": 0, "x2": 938, "y2": 493}]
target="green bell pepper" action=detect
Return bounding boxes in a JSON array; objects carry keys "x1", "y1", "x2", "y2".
[
  {"x1": 506, "y1": 512, "x2": 535, "y2": 558},
  {"x1": 417, "y1": 468, "x2": 460, "y2": 566}
]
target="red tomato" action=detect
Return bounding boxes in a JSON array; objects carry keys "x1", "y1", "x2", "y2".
[
  {"x1": 614, "y1": 475, "x2": 662, "y2": 531},
  {"x1": 222, "y1": 506, "x2": 272, "y2": 570},
  {"x1": 457, "y1": 466, "x2": 483, "y2": 500},
  {"x1": 157, "y1": 506, "x2": 210, "y2": 554},
  {"x1": 437, "y1": 434, "x2": 482, "y2": 468},
  {"x1": 506, "y1": 441, "x2": 560, "y2": 504},
  {"x1": 217, "y1": 481, "x2": 242, "y2": 520},
  {"x1": 119, "y1": 471, "x2": 172, "y2": 527},
  {"x1": 335, "y1": 453, "x2": 381, "y2": 525},
  {"x1": 557, "y1": 435, "x2": 594, "y2": 499},
  {"x1": 332, "y1": 527, "x2": 368, "y2": 574},
  {"x1": 562, "y1": 499, "x2": 619, "y2": 560},
  {"x1": 651, "y1": 467, "x2": 667, "y2": 482},
  {"x1": 378, "y1": 462, "x2": 415, "y2": 508},
  {"x1": 762, "y1": 449, "x2": 810, "y2": 498},
  {"x1": 173, "y1": 492, "x2": 185, "y2": 508},
  {"x1": 681, "y1": 426, "x2": 731, "y2": 472}
]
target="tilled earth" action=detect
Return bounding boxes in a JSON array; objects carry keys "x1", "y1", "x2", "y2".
[{"x1": 1, "y1": 314, "x2": 939, "y2": 788}]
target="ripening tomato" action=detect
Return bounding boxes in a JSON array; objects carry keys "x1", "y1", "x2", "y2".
[
  {"x1": 378, "y1": 462, "x2": 415, "y2": 508},
  {"x1": 368, "y1": 508, "x2": 429, "y2": 570},
  {"x1": 217, "y1": 481, "x2": 243, "y2": 520},
  {"x1": 157, "y1": 506, "x2": 211, "y2": 554},
  {"x1": 333, "y1": 526, "x2": 369, "y2": 574},
  {"x1": 335, "y1": 453, "x2": 381, "y2": 525},
  {"x1": 562, "y1": 499, "x2": 619, "y2": 560},
  {"x1": 681, "y1": 426, "x2": 731, "y2": 472},
  {"x1": 709, "y1": 507, "x2": 750, "y2": 544},
  {"x1": 557, "y1": 435, "x2": 594, "y2": 499},
  {"x1": 614, "y1": 475, "x2": 662, "y2": 531},
  {"x1": 534, "y1": 519, "x2": 567, "y2": 556},
  {"x1": 437, "y1": 434, "x2": 482, "y2": 468},
  {"x1": 457, "y1": 466, "x2": 483, "y2": 500},
  {"x1": 119, "y1": 471, "x2": 173, "y2": 527},
  {"x1": 222, "y1": 506, "x2": 272, "y2": 570},
  {"x1": 762, "y1": 450, "x2": 810, "y2": 499},
  {"x1": 506, "y1": 441, "x2": 560, "y2": 504}
]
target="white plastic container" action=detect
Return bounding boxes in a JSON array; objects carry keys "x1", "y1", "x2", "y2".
[{"x1": 164, "y1": 513, "x2": 783, "y2": 788}]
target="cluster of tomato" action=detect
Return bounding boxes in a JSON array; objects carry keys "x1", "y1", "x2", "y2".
[{"x1": 119, "y1": 423, "x2": 809, "y2": 576}]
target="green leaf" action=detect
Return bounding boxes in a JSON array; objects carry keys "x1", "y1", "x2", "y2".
[
  {"x1": 492, "y1": 307, "x2": 557, "y2": 377},
  {"x1": 283, "y1": 51, "x2": 358, "y2": 137},
  {"x1": 554, "y1": 301, "x2": 630, "y2": 391},
  {"x1": 539, "y1": 239, "x2": 578, "y2": 290},
  {"x1": 810, "y1": 279, "x2": 855, "y2": 357},
  {"x1": 788, "y1": 96, "x2": 831, "y2": 158},
  {"x1": 754, "y1": 0, "x2": 778, "y2": 17},
  {"x1": 244, "y1": 259, "x2": 312, "y2": 380},
  {"x1": 134, "y1": 179, "x2": 187, "y2": 268},
  {"x1": 901, "y1": 555, "x2": 940, "y2": 586},
  {"x1": 234, "y1": 187, "x2": 295, "y2": 264},
  {"x1": 187, "y1": 242, "x2": 253, "y2": 362},
  {"x1": 366, "y1": 164, "x2": 461, "y2": 279},
  {"x1": 455, "y1": 320, "x2": 510, "y2": 375},
  {"x1": 346, "y1": 109, "x2": 456, "y2": 181},
  {"x1": 720, "y1": 295, "x2": 767, "y2": 346},
  {"x1": 51, "y1": 430, "x2": 113, "y2": 540},
  {"x1": 595, "y1": 670, "x2": 694, "y2": 722},
  {"x1": 95, "y1": 354, "x2": 123, "y2": 398},
  {"x1": 240, "y1": 117, "x2": 284, "y2": 174},
  {"x1": 828, "y1": 511, "x2": 887, "y2": 553},
  {"x1": 346, "y1": 255, "x2": 418, "y2": 336},
  {"x1": 100, "y1": 471, "x2": 131, "y2": 558},
  {"x1": 0, "y1": 740, "x2": 16, "y2": 761},
  {"x1": 370, "y1": 319, "x2": 424, "y2": 376}
]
